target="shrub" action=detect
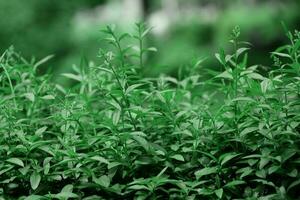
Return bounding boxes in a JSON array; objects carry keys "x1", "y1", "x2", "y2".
[{"x1": 0, "y1": 24, "x2": 299, "y2": 199}]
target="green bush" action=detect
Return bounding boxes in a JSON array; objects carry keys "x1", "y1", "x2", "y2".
[{"x1": 0, "y1": 24, "x2": 299, "y2": 199}]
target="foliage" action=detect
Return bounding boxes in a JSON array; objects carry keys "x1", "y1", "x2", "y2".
[{"x1": 0, "y1": 24, "x2": 300, "y2": 199}]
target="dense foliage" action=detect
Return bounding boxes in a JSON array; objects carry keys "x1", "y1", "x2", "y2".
[{"x1": 0, "y1": 24, "x2": 300, "y2": 199}]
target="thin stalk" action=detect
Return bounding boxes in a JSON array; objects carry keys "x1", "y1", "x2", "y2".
[
  {"x1": 138, "y1": 26, "x2": 143, "y2": 69},
  {"x1": 233, "y1": 40, "x2": 239, "y2": 136},
  {"x1": 0, "y1": 52, "x2": 17, "y2": 109},
  {"x1": 104, "y1": 55, "x2": 137, "y2": 130}
]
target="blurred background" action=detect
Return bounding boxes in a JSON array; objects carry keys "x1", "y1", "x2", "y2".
[{"x1": 1, "y1": 0, "x2": 299, "y2": 81}]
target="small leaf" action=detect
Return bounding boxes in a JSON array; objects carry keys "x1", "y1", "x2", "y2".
[
  {"x1": 61, "y1": 184, "x2": 73, "y2": 193},
  {"x1": 259, "y1": 157, "x2": 270, "y2": 170},
  {"x1": 236, "y1": 48, "x2": 249, "y2": 57},
  {"x1": 43, "y1": 158, "x2": 51, "y2": 175},
  {"x1": 107, "y1": 162, "x2": 122, "y2": 169},
  {"x1": 90, "y1": 156, "x2": 109, "y2": 164},
  {"x1": 30, "y1": 171, "x2": 41, "y2": 190},
  {"x1": 220, "y1": 153, "x2": 240, "y2": 166},
  {"x1": 112, "y1": 110, "x2": 121, "y2": 125},
  {"x1": 247, "y1": 72, "x2": 265, "y2": 80},
  {"x1": 240, "y1": 127, "x2": 258, "y2": 137},
  {"x1": 24, "y1": 93, "x2": 35, "y2": 102},
  {"x1": 95, "y1": 175, "x2": 110, "y2": 188},
  {"x1": 34, "y1": 55, "x2": 54, "y2": 70},
  {"x1": 224, "y1": 180, "x2": 245, "y2": 188},
  {"x1": 287, "y1": 179, "x2": 300, "y2": 192},
  {"x1": 215, "y1": 188, "x2": 223, "y2": 199},
  {"x1": 171, "y1": 154, "x2": 185, "y2": 162},
  {"x1": 146, "y1": 47, "x2": 157, "y2": 52},
  {"x1": 61, "y1": 73, "x2": 82, "y2": 82},
  {"x1": 41, "y1": 95, "x2": 55, "y2": 100},
  {"x1": 132, "y1": 135, "x2": 150, "y2": 152},
  {"x1": 271, "y1": 52, "x2": 292, "y2": 59},
  {"x1": 35, "y1": 126, "x2": 47, "y2": 136},
  {"x1": 195, "y1": 167, "x2": 217, "y2": 179},
  {"x1": 24, "y1": 195, "x2": 44, "y2": 200},
  {"x1": 142, "y1": 27, "x2": 153, "y2": 37},
  {"x1": 216, "y1": 70, "x2": 233, "y2": 80},
  {"x1": 54, "y1": 192, "x2": 78, "y2": 199},
  {"x1": 128, "y1": 185, "x2": 148, "y2": 190},
  {"x1": 125, "y1": 83, "x2": 144, "y2": 95},
  {"x1": 6, "y1": 158, "x2": 24, "y2": 167},
  {"x1": 261, "y1": 79, "x2": 270, "y2": 93}
]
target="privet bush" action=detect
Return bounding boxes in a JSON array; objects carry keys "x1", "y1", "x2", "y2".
[{"x1": 0, "y1": 24, "x2": 299, "y2": 200}]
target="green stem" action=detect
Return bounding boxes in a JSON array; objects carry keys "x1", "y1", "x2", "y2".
[{"x1": 0, "y1": 52, "x2": 17, "y2": 109}]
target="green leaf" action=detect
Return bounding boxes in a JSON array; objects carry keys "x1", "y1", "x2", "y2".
[
  {"x1": 146, "y1": 47, "x2": 157, "y2": 52},
  {"x1": 53, "y1": 192, "x2": 78, "y2": 199},
  {"x1": 61, "y1": 184, "x2": 73, "y2": 193},
  {"x1": 35, "y1": 126, "x2": 47, "y2": 136},
  {"x1": 195, "y1": 167, "x2": 218, "y2": 179},
  {"x1": 41, "y1": 95, "x2": 55, "y2": 100},
  {"x1": 30, "y1": 171, "x2": 41, "y2": 190},
  {"x1": 43, "y1": 157, "x2": 52, "y2": 175},
  {"x1": 170, "y1": 154, "x2": 185, "y2": 162},
  {"x1": 128, "y1": 185, "x2": 148, "y2": 190},
  {"x1": 107, "y1": 162, "x2": 122, "y2": 169},
  {"x1": 132, "y1": 135, "x2": 150, "y2": 152},
  {"x1": 240, "y1": 127, "x2": 258, "y2": 137},
  {"x1": 224, "y1": 180, "x2": 245, "y2": 188},
  {"x1": 33, "y1": 55, "x2": 54, "y2": 70},
  {"x1": 94, "y1": 175, "x2": 110, "y2": 188},
  {"x1": 247, "y1": 72, "x2": 265, "y2": 80},
  {"x1": 220, "y1": 153, "x2": 240, "y2": 166},
  {"x1": 24, "y1": 195, "x2": 44, "y2": 200},
  {"x1": 90, "y1": 156, "x2": 109, "y2": 164},
  {"x1": 216, "y1": 70, "x2": 233, "y2": 80},
  {"x1": 236, "y1": 48, "x2": 249, "y2": 57},
  {"x1": 215, "y1": 188, "x2": 223, "y2": 199},
  {"x1": 259, "y1": 157, "x2": 270, "y2": 170},
  {"x1": 6, "y1": 158, "x2": 24, "y2": 167},
  {"x1": 61, "y1": 73, "x2": 82, "y2": 82},
  {"x1": 125, "y1": 83, "x2": 144, "y2": 95},
  {"x1": 287, "y1": 179, "x2": 300, "y2": 192},
  {"x1": 271, "y1": 52, "x2": 292, "y2": 59},
  {"x1": 24, "y1": 92, "x2": 35, "y2": 102}
]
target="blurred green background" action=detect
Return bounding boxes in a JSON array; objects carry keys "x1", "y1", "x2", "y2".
[{"x1": 1, "y1": 0, "x2": 299, "y2": 81}]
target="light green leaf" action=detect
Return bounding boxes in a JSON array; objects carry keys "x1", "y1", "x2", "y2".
[
  {"x1": 35, "y1": 126, "x2": 47, "y2": 136},
  {"x1": 24, "y1": 195, "x2": 44, "y2": 200},
  {"x1": 216, "y1": 70, "x2": 233, "y2": 80},
  {"x1": 107, "y1": 162, "x2": 122, "y2": 169},
  {"x1": 287, "y1": 179, "x2": 300, "y2": 192},
  {"x1": 24, "y1": 93, "x2": 35, "y2": 102},
  {"x1": 125, "y1": 84, "x2": 144, "y2": 95},
  {"x1": 61, "y1": 184, "x2": 73, "y2": 193},
  {"x1": 271, "y1": 52, "x2": 292, "y2": 59},
  {"x1": 61, "y1": 73, "x2": 82, "y2": 82},
  {"x1": 6, "y1": 158, "x2": 24, "y2": 167},
  {"x1": 171, "y1": 154, "x2": 185, "y2": 162},
  {"x1": 220, "y1": 153, "x2": 240, "y2": 166},
  {"x1": 215, "y1": 188, "x2": 223, "y2": 199},
  {"x1": 224, "y1": 180, "x2": 245, "y2": 188},
  {"x1": 146, "y1": 47, "x2": 157, "y2": 52},
  {"x1": 195, "y1": 167, "x2": 217, "y2": 179},
  {"x1": 30, "y1": 171, "x2": 41, "y2": 190},
  {"x1": 90, "y1": 156, "x2": 109, "y2": 164},
  {"x1": 53, "y1": 192, "x2": 78, "y2": 199},
  {"x1": 95, "y1": 175, "x2": 110, "y2": 188},
  {"x1": 41, "y1": 95, "x2": 55, "y2": 100},
  {"x1": 33, "y1": 55, "x2": 54, "y2": 70}
]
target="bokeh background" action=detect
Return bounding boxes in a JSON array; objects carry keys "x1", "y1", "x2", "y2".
[{"x1": 1, "y1": 0, "x2": 299, "y2": 82}]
